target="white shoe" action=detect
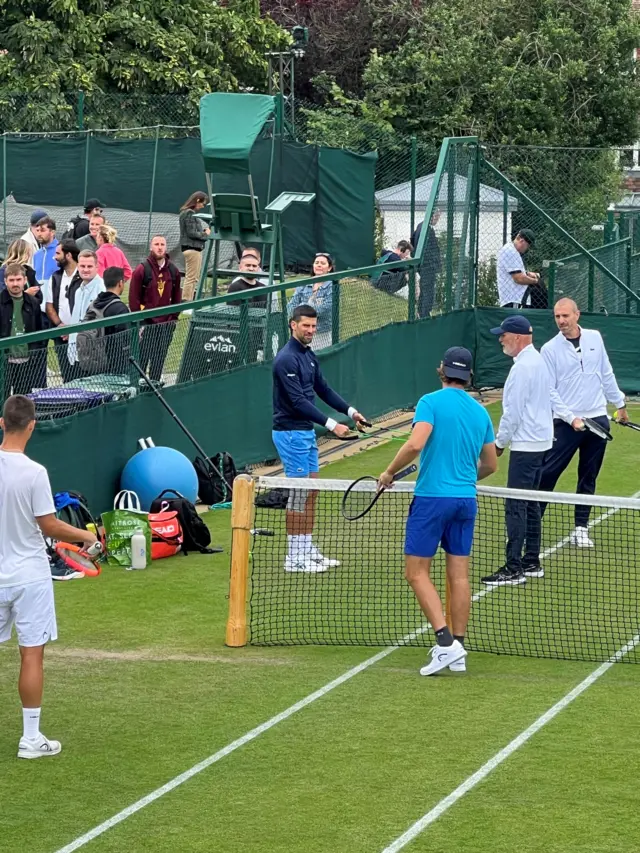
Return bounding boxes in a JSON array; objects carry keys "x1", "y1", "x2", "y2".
[
  {"x1": 449, "y1": 657, "x2": 467, "y2": 673},
  {"x1": 284, "y1": 556, "x2": 328, "y2": 573},
  {"x1": 310, "y1": 548, "x2": 340, "y2": 568},
  {"x1": 570, "y1": 526, "x2": 594, "y2": 548},
  {"x1": 17, "y1": 734, "x2": 62, "y2": 760},
  {"x1": 420, "y1": 640, "x2": 466, "y2": 676}
]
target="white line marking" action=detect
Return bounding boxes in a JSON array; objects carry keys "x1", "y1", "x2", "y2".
[
  {"x1": 54, "y1": 490, "x2": 640, "y2": 852},
  {"x1": 380, "y1": 632, "x2": 640, "y2": 853}
]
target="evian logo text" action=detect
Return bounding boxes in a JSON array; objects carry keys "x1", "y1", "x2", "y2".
[{"x1": 205, "y1": 335, "x2": 236, "y2": 354}]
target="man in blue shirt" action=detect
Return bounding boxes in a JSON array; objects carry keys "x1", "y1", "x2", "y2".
[
  {"x1": 272, "y1": 304, "x2": 367, "y2": 573},
  {"x1": 378, "y1": 347, "x2": 497, "y2": 675}
]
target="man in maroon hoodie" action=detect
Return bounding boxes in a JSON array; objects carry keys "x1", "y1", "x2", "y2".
[{"x1": 129, "y1": 235, "x2": 182, "y2": 381}]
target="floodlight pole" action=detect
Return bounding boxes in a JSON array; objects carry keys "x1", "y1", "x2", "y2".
[{"x1": 267, "y1": 52, "x2": 297, "y2": 137}]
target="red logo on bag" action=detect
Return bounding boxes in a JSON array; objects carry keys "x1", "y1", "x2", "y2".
[{"x1": 148, "y1": 510, "x2": 183, "y2": 559}]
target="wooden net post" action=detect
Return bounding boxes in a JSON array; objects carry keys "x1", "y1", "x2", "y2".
[{"x1": 225, "y1": 475, "x2": 255, "y2": 647}]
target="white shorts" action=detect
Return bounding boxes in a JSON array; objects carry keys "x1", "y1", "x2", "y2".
[{"x1": 0, "y1": 580, "x2": 58, "y2": 647}]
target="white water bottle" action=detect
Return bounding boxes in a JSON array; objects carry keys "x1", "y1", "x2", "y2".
[{"x1": 130, "y1": 530, "x2": 147, "y2": 570}]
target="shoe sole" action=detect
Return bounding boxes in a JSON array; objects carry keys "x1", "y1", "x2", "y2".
[
  {"x1": 52, "y1": 572, "x2": 85, "y2": 581},
  {"x1": 482, "y1": 577, "x2": 527, "y2": 586},
  {"x1": 523, "y1": 570, "x2": 544, "y2": 578},
  {"x1": 449, "y1": 664, "x2": 466, "y2": 673},
  {"x1": 284, "y1": 566, "x2": 328, "y2": 574},
  {"x1": 17, "y1": 746, "x2": 62, "y2": 759}
]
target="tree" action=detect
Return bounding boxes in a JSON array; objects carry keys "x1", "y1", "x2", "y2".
[
  {"x1": 0, "y1": 0, "x2": 289, "y2": 130},
  {"x1": 297, "y1": 0, "x2": 640, "y2": 150}
]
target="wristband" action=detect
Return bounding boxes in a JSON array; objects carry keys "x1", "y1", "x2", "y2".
[
  {"x1": 325, "y1": 417, "x2": 338, "y2": 431},
  {"x1": 347, "y1": 406, "x2": 357, "y2": 419}
]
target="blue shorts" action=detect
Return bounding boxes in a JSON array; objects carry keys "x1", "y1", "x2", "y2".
[
  {"x1": 272, "y1": 429, "x2": 319, "y2": 477},
  {"x1": 405, "y1": 496, "x2": 478, "y2": 558}
]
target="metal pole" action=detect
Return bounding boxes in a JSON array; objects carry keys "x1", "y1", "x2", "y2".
[
  {"x1": 468, "y1": 143, "x2": 480, "y2": 305},
  {"x1": 147, "y1": 125, "x2": 160, "y2": 247},
  {"x1": 548, "y1": 263, "x2": 556, "y2": 305},
  {"x1": 446, "y1": 146, "x2": 455, "y2": 312},
  {"x1": 290, "y1": 55, "x2": 296, "y2": 136},
  {"x1": 409, "y1": 136, "x2": 417, "y2": 241},
  {"x1": 502, "y1": 185, "x2": 509, "y2": 245},
  {"x1": 2, "y1": 134, "x2": 7, "y2": 255},
  {"x1": 83, "y1": 132, "x2": 90, "y2": 204},
  {"x1": 77, "y1": 90, "x2": 85, "y2": 131},
  {"x1": 588, "y1": 259, "x2": 595, "y2": 312}
]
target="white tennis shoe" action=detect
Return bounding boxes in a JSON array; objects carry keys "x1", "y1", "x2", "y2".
[
  {"x1": 309, "y1": 547, "x2": 340, "y2": 568},
  {"x1": 570, "y1": 526, "x2": 594, "y2": 548},
  {"x1": 420, "y1": 640, "x2": 466, "y2": 676},
  {"x1": 449, "y1": 657, "x2": 467, "y2": 673},
  {"x1": 18, "y1": 734, "x2": 62, "y2": 760},
  {"x1": 284, "y1": 555, "x2": 328, "y2": 573}
]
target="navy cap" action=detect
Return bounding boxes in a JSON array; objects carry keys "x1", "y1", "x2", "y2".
[
  {"x1": 442, "y1": 346, "x2": 472, "y2": 380},
  {"x1": 30, "y1": 208, "x2": 48, "y2": 226},
  {"x1": 490, "y1": 315, "x2": 533, "y2": 335}
]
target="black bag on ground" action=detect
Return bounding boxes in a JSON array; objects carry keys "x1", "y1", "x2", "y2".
[
  {"x1": 194, "y1": 452, "x2": 237, "y2": 506},
  {"x1": 149, "y1": 489, "x2": 220, "y2": 555},
  {"x1": 254, "y1": 488, "x2": 289, "y2": 510},
  {"x1": 54, "y1": 490, "x2": 97, "y2": 530}
]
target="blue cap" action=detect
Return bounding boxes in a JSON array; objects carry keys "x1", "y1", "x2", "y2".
[
  {"x1": 442, "y1": 346, "x2": 472, "y2": 380},
  {"x1": 489, "y1": 315, "x2": 533, "y2": 335},
  {"x1": 30, "y1": 208, "x2": 48, "y2": 226}
]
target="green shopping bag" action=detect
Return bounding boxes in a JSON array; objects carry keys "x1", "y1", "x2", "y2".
[{"x1": 101, "y1": 508, "x2": 152, "y2": 568}]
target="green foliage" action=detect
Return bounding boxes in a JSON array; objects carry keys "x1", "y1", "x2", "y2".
[
  {"x1": 303, "y1": 0, "x2": 640, "y2": 149},
  {"x1": 0, "y1": 0, "x2": 289, "y2": 130}
]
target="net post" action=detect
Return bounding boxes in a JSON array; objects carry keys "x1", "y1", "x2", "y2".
[{"x1": 226, "y1": 474, "x2": 255, "y2": 647}]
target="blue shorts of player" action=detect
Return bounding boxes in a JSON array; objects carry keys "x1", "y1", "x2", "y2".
[
  {"x1": 405, "y1": 496, "x2": 478, "y2": 558},
  {"x1": 272, "y1": 429, "x2": 319, "y2": 477}
]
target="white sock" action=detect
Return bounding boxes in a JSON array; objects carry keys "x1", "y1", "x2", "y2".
[
  {"x1": 23, "y1": 707, "x2": 41, "y2": 741},
  {"x1": 288, "y1": 534, "x2": 306, "y2": 559},
  {"x1": 302, "y1": 534, "x2": 313, "y2": 555}
]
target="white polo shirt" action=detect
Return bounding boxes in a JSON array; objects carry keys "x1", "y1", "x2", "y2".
[
  {"x1": 497, "y1": 241, "x2": 527, "y2": 306},
  {"x1": 496, "y1": 344, "x2": 553, "y2": 452},
  {"x1": 541, "y1": 328, "x2": 625, "y2": 422}
]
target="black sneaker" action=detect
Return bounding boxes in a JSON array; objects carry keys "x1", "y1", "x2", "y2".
[
  {"x1": 481, "y1": 567, "x2": 527, "y2": 586},
  {"x1": 523, "y1": 563, "x2": 544, "y2": 578},
  {"x1": 50, "y1": 556, "x2": 84, "y2": 581}
]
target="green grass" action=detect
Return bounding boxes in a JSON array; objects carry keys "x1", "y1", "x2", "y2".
[{"x1": 1, "y1": 401, "x2": 639, "y2": 853}]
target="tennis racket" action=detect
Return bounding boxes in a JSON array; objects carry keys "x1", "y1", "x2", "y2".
[
  {"x1": 611, "y1": 415, "x2": 640, "y2": 433},
  {"x1": 55, "y1": 542, "x2": 103, "y2": 577},
  {"x1": 582, "y1": 418, "x2": 613, "y2": 442},
  {"x1": 341, "y1": 464, "x2": 417, "y2": 521}
]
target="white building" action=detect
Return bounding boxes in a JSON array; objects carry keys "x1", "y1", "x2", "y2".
[{"x1": 375, "y1": 173, "x2": 518, "y2": 262}]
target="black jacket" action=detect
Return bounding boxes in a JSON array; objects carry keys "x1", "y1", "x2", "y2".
[
  {"x1": 0, "y1": 289, "x2": 44, "y2": 347},
  {"x1": 272, "y1": 336, "x2": 350, "y2": 431},
  {"x1": 0, "y1": 265, "x2": 43, "y2": 305},
  {"x1": 91, "y1": 291, "x2": 131, "y2": 335}
]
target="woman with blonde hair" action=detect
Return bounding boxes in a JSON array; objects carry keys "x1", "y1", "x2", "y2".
[
  {"x1": 95, "y1": 225, "x2": 132, "y2": 281},
  {"x1": 179, "y1": 191, "x2": 210, "y2": 300},
  {"x1": 0, "y1": 238, "x2": 41, "y2": 300}
]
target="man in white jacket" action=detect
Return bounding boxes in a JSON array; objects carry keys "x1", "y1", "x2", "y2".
[
  {"x1": 538, "y1": 298, "x2": 627, "y2": 548},
  {"x1": 482, "y1": 315, "x2": 553, "y2": 586}
]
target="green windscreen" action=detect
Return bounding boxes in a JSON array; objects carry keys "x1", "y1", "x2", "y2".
[{"x1": 200, "y1": 93, "x2": 276, "y2": 175}]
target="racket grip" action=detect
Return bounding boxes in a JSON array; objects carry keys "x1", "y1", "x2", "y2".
[
  {"x1": 393, "y1": 464, "x2": 417, "y2": 482},
  {"x1": 85, "y1": 542, "x2": 103, "y2": 558}
]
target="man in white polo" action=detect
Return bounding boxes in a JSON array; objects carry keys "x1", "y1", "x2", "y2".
[
  {"x1": 497, "y1": 229, "x2": 541, "y2": 308},
  {"x1": 481, "y1": 315, "x2": 553, "y2": 586},
  {"x1": 537, "y1": 298, "x2": 628, "y2": 548}
]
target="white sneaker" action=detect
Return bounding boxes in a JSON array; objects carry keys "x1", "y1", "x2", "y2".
[
  {"x1": 570, "y1": 526, "x2": 594, "y2": 548},
  {"x1": 284, "y1": 556, "x2": 328, "y2": 573},
  {"x1": 310, "y1": 548, "x2": 340, "y2": 568},
  {"x1": 449, "y1": 657, "x2": 467, "y2": 673},
  {"x1": 17, "y1": 734, "x2": 62, "y2": 760},
  {"x1": 419, "y1": 640, "x2": 466, "y2": 676}
]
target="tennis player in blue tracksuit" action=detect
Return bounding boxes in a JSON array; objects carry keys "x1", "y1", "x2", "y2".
[
  {"x1": 378, "y1": 347, "x2": 497, "y2": 676},
  {"x1": 272, "y1": 303, "x2": 367, "y2": 573}
]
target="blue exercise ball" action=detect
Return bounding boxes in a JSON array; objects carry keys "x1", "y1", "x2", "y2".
[{"x1": 120, "y1": 446, "x2": 198, "y2": 511}]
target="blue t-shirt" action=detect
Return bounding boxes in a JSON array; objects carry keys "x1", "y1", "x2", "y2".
[{"x1": 413, "y1": 387, "x2": 495, "y2": 498}]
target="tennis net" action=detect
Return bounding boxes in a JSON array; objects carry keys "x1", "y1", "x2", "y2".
[{"x1": 244, "y1": 476, "x2": 640, "y2": 663}]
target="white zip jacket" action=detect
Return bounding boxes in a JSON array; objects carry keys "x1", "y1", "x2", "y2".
[
  {"x1": 495, "y1": 344, "x2": 553, "y2": 452},
  {"x1": 541, "y1": 328, "x2": 625, "y2": 423}
]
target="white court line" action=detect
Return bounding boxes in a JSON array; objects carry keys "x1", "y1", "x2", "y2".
[
  {"x1": 380, "y1": 631, "x2": 640, "y2": 853},
  {"x1": 54, "y1": 492, "x2": 638, "y2": 853}
]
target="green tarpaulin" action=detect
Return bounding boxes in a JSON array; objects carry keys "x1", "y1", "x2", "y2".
[{"x1": 200, "y1": 93, "x2": 276, "y2": 175}]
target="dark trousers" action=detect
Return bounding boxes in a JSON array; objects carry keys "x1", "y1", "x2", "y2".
[
  {"x1": 539, "y1": 417, "x2": 610, "y2": 528},
  {"x1": 505, "y1": 450, "x2": 546, "y2": 571},
  {"x1": 53, "y1": 337, "x2": 83, "y2": 384},
  {"x1": 418, "y1": 268, "x2": 437, "y2": 318},
  {"x1": 5, "y1": 350, "x2": 47, "y2": 396},
  {"x1": 140, "y1": 322, "x2": 175, "y2": 382}
]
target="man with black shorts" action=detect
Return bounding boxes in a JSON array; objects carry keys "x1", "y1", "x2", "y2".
[
  {"x1": 0, "y1": 395, "x2": 97, "y2": 758},
  {"x1": 272, "y1": 304, "x2": 367, "y2": 573},
  {"x1": 378, "y1": 347, "x2": 497, "y2": 675}
]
